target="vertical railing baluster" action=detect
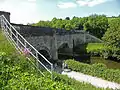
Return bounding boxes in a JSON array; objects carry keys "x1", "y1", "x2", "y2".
[
  {"x1": 16, "y1": 32, "x2": 18, "y2": 47},
  {"x1": 10, "y1": 26, "x2": 12, "y2": 39},
  {"x1": 51, "y1": 64, "x2": 53, "y2": 80},
  {"x1": 36, "y1": 52, "x2": 39, "y2": 68},
  {"x1": 24, "y1": 40, "x2": 27, "y2": 48}
]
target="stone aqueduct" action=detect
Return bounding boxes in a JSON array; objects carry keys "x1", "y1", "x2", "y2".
[{"x1": 0, "y1": 11, "x2": 102, "y2": 61}]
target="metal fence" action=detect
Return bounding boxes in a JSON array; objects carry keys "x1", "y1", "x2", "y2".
[{"x1": 0, "y1": 15, "x2": 53, "y2": 79}]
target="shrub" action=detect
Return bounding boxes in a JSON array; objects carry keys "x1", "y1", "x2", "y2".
[{"x1": 0, "y1": 52, "x2": 73, "y2": 90}]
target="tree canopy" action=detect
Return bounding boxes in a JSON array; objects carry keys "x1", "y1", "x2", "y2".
[
  {"x1": 33, "y1": 14, "x2": 120, "y2": 39},
  {"x1": 103, "y1": 18, "x2": 120, "y2": 48}
]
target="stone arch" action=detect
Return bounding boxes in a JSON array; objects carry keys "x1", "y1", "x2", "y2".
[
  {"x1": 58, "y1": 43, "x2": 70, "y2": 53},
  {"x1": 57, "y1": 42, "x2": 70, "y2": 49},
  {"x1": 37, "y1": 46, "x2": 52, "y2": 60}
]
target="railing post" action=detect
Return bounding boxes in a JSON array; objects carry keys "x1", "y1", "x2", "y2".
[
  {"x1": 10, "y1": 26, "x2": 12, "y2": 39},
  {"x1": 51, "y1": 64, "x2": 53, "y2": 80},
  {"x1": 36, "y1": 52, "x2": 39, "y2": 68},
  {"x1": 0, "y1": 17, "x2": 2, "y2": 30},
  {"x1": 2, "y1": 18, "x2": 4, "y2": 31},
  {"x1": 16, "y1": 32, "x2": 18, "y2": 47},
  {"x1": 24, "y1": 40, "x2": 27, "y2": 48}
]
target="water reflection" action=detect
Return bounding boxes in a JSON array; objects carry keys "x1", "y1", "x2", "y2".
[
  {"x1": 58, "y1": 54, "x2": 120, "y2": 69},
  {"x1": 90, "y1": 57, "x2": 120, "y2": 69}
]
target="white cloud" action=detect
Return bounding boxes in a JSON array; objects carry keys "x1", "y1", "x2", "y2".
[
  {"x1": 0, "y1": 0, "x2": 40, "y2": 24},
  {"x1": 57, "y1": 2, "x2": 77, "y2": 9},
  {"x1": 76, "y1": 0, "x2": 110, "y2": 7}
]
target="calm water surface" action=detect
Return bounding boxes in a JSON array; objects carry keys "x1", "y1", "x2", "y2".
[
  {"x1": 58, "y1": 54, "x2": 120, "y2": 69},
  {"x1": 90, "y1": 57, "x2": 120, "y2": 69}
]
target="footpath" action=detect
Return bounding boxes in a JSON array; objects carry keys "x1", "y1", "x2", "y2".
[{"x1": 62, "y1": 71, "x2": 120, "y2": 90}]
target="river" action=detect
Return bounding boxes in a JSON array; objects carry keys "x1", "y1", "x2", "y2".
[
  {"x1": 90, "y1": 57, "x2": 120, "y2": 69},
  {"x1": 58, "y1": 54, "x2": 120, "y2": 69}
]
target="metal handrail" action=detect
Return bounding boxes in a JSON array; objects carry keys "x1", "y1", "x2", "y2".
[{"x1": 0, "y1": 15, "x2": 53, "y2": 78}]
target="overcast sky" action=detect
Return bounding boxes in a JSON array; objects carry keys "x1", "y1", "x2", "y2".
[{"x1": 0, "y1": 0, "x2": 120, "y2": 24}]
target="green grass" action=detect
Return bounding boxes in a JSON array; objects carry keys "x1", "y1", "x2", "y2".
[
  {"x1": 87, "y1": 43, "x2": 104, "y2": 52},
  {"x1": 0, "y1": 30, "x2": 16, "y2": 54},
  {"x1": 86, "y1": 43, "x2": 104, "y2": 56}
]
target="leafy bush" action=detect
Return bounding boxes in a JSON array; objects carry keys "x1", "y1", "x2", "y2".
[
  {"x1": 65, "y1": 59, "x2": 120, "y2": 84},
  {"x1": 101, "y1": 47, "x2": 120, "y2": 60},
  {"x1": 0, "y1": 52, "x2": 73, "y2": 90}
]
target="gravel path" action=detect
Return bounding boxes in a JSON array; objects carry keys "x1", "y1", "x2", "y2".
[{"x1": 62, "y1": 71, "x2": 120, "y2": 89}]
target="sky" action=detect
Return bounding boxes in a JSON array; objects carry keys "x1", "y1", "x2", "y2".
[{"x1": 0, "y1": 0, "x2": 120, "y2": 24}]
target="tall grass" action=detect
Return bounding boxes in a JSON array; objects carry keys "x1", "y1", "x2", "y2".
[{"x1": 0, "y1": 30, "x2": 16, "y2": 54}]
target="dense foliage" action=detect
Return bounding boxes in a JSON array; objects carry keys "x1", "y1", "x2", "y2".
[
  {"x1": 102, "y1": 18, "x2": 120, "y2": 60},
  {"x1": 103, "y1": 18, "x2": 120, "y2": 48},
  {"x1": 84, "y1": 14, "x2": 108, "y2": 39},
  {"x1": 65, "y1": 59, "x2": 120, "y2": 84},
  {"x1": 0, "y1": 52, "x2": 73, "y2": 90}
]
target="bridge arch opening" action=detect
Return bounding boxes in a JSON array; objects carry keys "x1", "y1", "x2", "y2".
[
  {"x1": 58, "y1": 43, "x2": 69, "y2": 53},
  {"x1": 58, "y1": 43, "x2": 73, "y2": 59},
  {"x1": 38, "y1": 50, "x2": 51, "y2": 60}
]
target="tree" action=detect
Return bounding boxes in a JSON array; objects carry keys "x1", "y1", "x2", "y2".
[
  {"x1": 65, "y1": 17, "x2": 70, "y2": 20},
  {"x1": 83, "y1": 14, "x2": 108, "y2": 39},
  {"x1": 102, "y1": 18, "x2": 120, "y2": 60},
  {"x1": 102, "y1": 18, "x2": 120, "y2": 48}
]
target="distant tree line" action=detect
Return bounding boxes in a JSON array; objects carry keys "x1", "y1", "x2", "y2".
[{"x1": 33, "y1": 14, "x2": 110, "y2": 39}]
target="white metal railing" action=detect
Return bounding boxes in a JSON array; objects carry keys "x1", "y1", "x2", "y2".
[{"x1": 0, "y1": 15, "x2": 53, "y2": 79}]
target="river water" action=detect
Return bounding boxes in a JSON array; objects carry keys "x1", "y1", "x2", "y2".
[
  {"x1": 58, "y1": 54, "x2": 120, "y2": 69},
  {"x1": 90, "y1": 57, "x2": 120, "y2": 69}
]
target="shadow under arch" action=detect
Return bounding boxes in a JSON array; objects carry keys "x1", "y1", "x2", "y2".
[
  {"x1": 58, "y1": 43, "x2": 70, "y2": 53},
  {"x1": 58, "y1": 43, "x2": 73, "y2": 60},
  {"x1": 38, "y1": 49, "x2": 51, "y2": 60}
]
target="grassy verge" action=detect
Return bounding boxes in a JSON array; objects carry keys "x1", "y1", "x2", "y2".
[
  {"x1": 86, "y1": 43, "x2": 104, "y2": 56},
  {"x1": 0, "y1": 31, "x2": 16, "y2": 54}
]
